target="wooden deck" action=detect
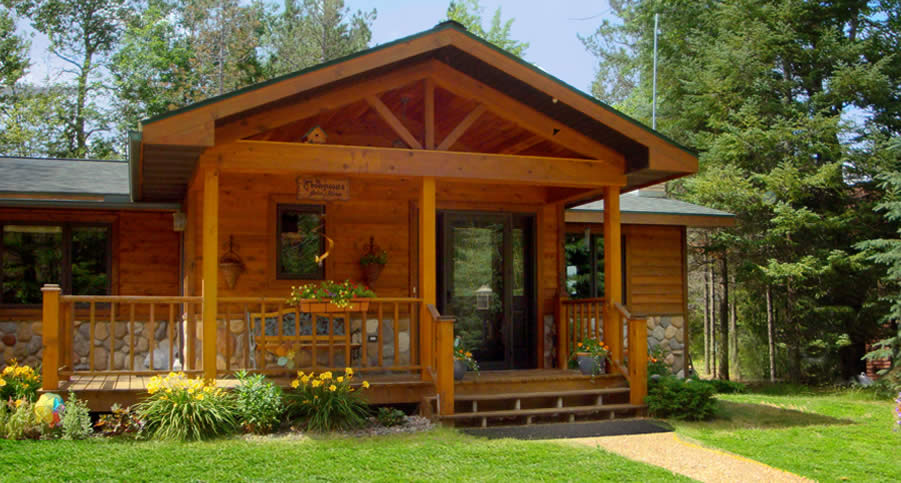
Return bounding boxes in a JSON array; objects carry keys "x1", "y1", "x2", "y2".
[{"x1": 54, "y1": 369, "x2": 625, "y2": 412}]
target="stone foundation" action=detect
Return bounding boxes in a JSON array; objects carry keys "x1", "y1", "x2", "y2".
[
  {"x1": 0, "y1": 321, "x2": 43, "y2": 369},
  {"x1": 646, "y1": 315, "x2": 685, "y2": 378}
]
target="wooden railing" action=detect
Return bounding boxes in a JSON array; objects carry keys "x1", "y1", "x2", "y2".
[
  {"x1": 426, "y1": 304, "x2": 455, "y2": 417},
  {"x1": 557, "y1": 297, "x2": 605, "y2": 367},
  {"x1": 554, "y1": 294, "x2": 648, "y2": 406},
  {"x1": 214, "y1": 297, "x2": 422, "y2": 375},
  {"x1": 614, "y1": 302, "x2": 648, "y2": 405},
  {"x1": 41, "y1": 285, "x2": 205, "y2": 390},
  {"x1": 39, "y1": 286, "x2": 428, "y2": 390}
]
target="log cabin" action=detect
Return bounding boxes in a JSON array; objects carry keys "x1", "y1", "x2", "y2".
[{"x1": 0, "y1": 21, "x2": 733, "y2": 425}]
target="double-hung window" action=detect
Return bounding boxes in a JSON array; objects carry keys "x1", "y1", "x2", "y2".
[{"x1": 276, "y1": 205, "x2": 325, "y2": 280}]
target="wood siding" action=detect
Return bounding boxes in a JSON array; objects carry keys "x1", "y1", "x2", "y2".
[{"x1": 624, "y1": 224, "x2": 684, "y2": 316}]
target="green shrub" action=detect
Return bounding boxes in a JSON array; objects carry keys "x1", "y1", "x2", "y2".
[
  {"x1": 287, "y1": 369, "x2": 371, "y2": 432},
  {"x1": 234, "y1": 371, "x2": 284, "y2": 434},
  {"x1": 0, "y1": 360, "x2": 41, "y2": 402},
  {"x1": 2, "y1": 399, "x2": 42, "y2": 439},
  {"x1": 648, "y1": 346, "x2": 670, "y2": 377},
  {"x1": 95, "y1": 404, "x2": 142, "y2": 437},
  {"x1": 707, "y1": 379, "x2": 747, "y2": 394},
  {"x1": 646, "y1": 376, "x2": 717, "y2": 421},
  {"x1": 376, "y1": 407, "x2": 406, "y2": 427},
  {"x1": 134, "y1": 372, "x2": 238, "y2": 441},
  {"x1": 61, "y1": 392, "x2": 93, "y2": 440}
]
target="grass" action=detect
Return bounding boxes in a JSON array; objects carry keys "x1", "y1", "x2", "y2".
[
  {"x1": 670, "y1": 386, "x2": 900, "y2": 482},
  {"x1": 0, "y1": 428, "x2": 689, "y2": 482}
]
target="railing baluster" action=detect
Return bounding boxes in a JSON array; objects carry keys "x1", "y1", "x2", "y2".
[
  {"x1": 225, "y1": 302, "x2": 232, "y2": 372},
  {"x1": 109, "y1": 302, "x2": 116, "y2": 371},
  {"x1": 168, "y1": 303, "x2": 175, "y2": 371},
  {"x1": 361, "y1": 303, "x2": 369, "y2": 368},
  {"x1": 393, "y1": 302, "x2": 400, "y2": 366},
  {"x1": 327, "y1": 315, "x2": 334, "y2": 368},
  {"x1": 344, "y1": 308, "x2": 351, "y2": 368},
  {"x1": 377, "y1": 302, "x2": 384, "y2": 368},
  {"x1": 243, "y1": 303, "x2": 251, "y2": 371},
  {"x1": 148, "y1": 303, "x2": 155, "y2": 371},
  {"x1": 129, "y1": 303, "x2": 135, "y2": 371},
  {"x1": 410, "y1": 302, "x2": 418, "y2": 367},
  {"x1": 310, "y1": 304, "x2": 317, "y2": 371},
  {"x1": 89, "y1": 301, "x2": 95, "y2": 372}
]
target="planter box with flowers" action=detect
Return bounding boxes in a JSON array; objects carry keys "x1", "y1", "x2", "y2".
[{"x1": 288, "y1": 280, "x2": 376, "y2": 313}]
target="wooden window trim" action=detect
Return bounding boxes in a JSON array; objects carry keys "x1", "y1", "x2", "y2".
[
  {"x1": 275, "y1": 203, "x2": 326, "y2": 281},
  {"x1": 0, "y1": 221, "x2": 113, "y2": 307}
]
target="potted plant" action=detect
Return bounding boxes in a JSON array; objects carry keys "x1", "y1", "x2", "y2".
[
  {"x1": 288, "y1": 280, "x2": 375, "y2": 313},
  {"x1": 360, "y1": 237, "x2": 387, "y2": 284},
  {"x1": 572, "y1": 338, "x2": 610, "y2": 376},
  {"x1": 453, "y1": 336, "x2": 479, "y2": 380}
]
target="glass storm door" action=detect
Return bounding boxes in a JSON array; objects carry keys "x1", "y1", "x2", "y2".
[{"x1": 438, "y1": 212, "x2": 535, "y2": 370}]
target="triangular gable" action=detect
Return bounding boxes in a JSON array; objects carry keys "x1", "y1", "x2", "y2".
[{"x1": 135, "y1": 21, "x2": 697, "y2": 201}]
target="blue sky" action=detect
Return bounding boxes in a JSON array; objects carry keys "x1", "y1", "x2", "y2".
[{"x1": 21, "y1": 0, "x2": 613, "y2": 96}]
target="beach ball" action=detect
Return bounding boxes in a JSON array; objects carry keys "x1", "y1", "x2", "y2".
[{"x1": 34, "y1": 393, "x2": 65, "y2": 427}]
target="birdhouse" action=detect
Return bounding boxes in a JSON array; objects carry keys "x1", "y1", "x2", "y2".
[
  {"x1": 476, "y1": 285, "x2": 493, "y2": 310},
  {"x1": 302, "y1": 126, "x2": 327, "y2": 144}
]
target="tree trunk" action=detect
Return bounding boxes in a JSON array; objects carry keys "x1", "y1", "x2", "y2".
[
  {"x1": 786, "y1": 277, "x2": 802, "y2": 383},
  {"x1": 704, "y1": 254, "x2": 711, "y2": 375},
  {"x1": 766, "y1": 285, "x2": 776, "y2": 382},
  {"x1": 711, "y1": 265, "x2": 718, "y2": 378},
  {"x1": 719, "y1": 255, "x2": 729, "y2": 380},
  {"x1": 729, "y1": 270, "x2": 739, "y2": 381}
]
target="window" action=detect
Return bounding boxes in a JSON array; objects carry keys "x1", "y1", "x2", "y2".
[
  {"x1": 564, "y1": 231, "x2": 626, "y2": 300},
  {"x1": 277, "y1": 204, "x2": 325, "y2": 280},
  {"x1": 1, "y1": 223, "x2": 111, "y2": 305}
]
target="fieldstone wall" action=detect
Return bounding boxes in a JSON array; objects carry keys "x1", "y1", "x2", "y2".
[
  {"x1": 646, "y1": 315, "x2": 685, "y2": 377},
  {"x1": 0, "y1": 321, "x2": 43, "y2": 369}
]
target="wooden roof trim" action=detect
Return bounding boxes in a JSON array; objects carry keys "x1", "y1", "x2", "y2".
[
  {"x1": 425, "y1": 61, "x2": 624, "y2": 167},
  {"x1": 143, "y1": 29, "x2": 457, "y2": 146},
  {"x1": 200, "y1": 140, "x2": 627, "y2": 188},
  {"x1": 215, "y1": 63, "x2": 431, "y2": 145},
  {"x1": 438, "y1": 28, "x2": 697, "y2": 170}
]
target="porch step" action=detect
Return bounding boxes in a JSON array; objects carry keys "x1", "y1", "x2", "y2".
[
  {"x1": 441, "y1": 403, "x2": 646, "y2": 426},
  {"x1": 453, "y1": 387, "x2": 629, "y2": 402}
]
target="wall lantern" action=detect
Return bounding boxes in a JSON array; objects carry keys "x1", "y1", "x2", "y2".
[
  {"x1": 218, "y1": 235, "x2": 245, "y2": 289},
  {"x1": 475, "y1": 285, "x2": 493, "y2": 311}
]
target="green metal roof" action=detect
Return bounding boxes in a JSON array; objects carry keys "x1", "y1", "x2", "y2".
[{"x1": 573, "y1": 194, "x2": 735, "y2": 218}]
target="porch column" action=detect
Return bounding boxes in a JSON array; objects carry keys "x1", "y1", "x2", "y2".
[
  {"x1": 603, "y1": 186, "x2": 623, "y2": 363},
  {"x1": 41, "y1": 284, "x2": 61, "y2": 391},
  {"x1": 201, "y1": 168, "x2": 219, "y2": 380},
  {"x1": 419, "y1": 176, "x2": 437, "y2": 379}
]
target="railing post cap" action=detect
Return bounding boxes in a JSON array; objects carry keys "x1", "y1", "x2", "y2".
[{"x1": 41, "y1": 284, "x2": 62, "y2": 292}]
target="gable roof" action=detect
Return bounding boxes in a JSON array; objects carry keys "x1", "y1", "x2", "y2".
[{"x1": 134, "y1": 21, "x2": 698, "y2": 202}]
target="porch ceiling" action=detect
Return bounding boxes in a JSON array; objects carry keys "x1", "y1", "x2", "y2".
[{"x1": 135, "y1": 22, "x2": 697, "y2": 202}]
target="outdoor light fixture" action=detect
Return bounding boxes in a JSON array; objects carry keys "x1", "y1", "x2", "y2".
[{"x1": 476, "y1": 285, "x2": 493, "y2": 310}]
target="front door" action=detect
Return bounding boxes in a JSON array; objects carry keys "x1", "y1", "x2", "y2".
[{"x1": 438, "y1": 211, "x2": 535, "y2": 370}]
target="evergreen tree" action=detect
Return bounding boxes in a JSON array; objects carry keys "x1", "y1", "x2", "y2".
[{"x1": 447, "y1": 0, "x2": 528, "y2": 58}]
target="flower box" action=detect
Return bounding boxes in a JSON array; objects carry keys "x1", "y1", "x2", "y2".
[{"x1": 298, "y1": 299, "x2": 370, "y2": 313}]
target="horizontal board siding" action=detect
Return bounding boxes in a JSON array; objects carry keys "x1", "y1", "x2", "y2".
[{"x1": 626, "y1": 224, "x2": 684, "y2": 316}]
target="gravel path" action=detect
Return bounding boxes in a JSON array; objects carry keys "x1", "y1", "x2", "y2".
[{"x1": 566, "y1": 432, "x2": 812, "y2": 483}]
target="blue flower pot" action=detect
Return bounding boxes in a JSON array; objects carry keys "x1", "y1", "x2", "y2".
[{"x1": 576, "y1": 353, "x2": 605, "y2": 375}]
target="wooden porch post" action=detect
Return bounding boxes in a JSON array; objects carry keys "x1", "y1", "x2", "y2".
[
  {"x1": 201, "y1": 168, "x2": 219, "y2": 380},
  {"x1": 435, "y1": 315, "x2": 455, "y2": 417},
  {"x1": 419, "y1": 176, "x2": 437, "y2": 379},
  {"x1": 40, "y1": 284, "x2": 61, "y2": 391},
  {"x1": 603, "y1": 186, "x2": 623, "y2": 363}
]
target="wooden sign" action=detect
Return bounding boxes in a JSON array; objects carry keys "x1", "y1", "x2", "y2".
[{"x1": 297, "y1": 177, "x2": 350, "y2": 201}]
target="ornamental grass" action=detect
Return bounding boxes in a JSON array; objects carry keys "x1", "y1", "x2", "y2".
[
  {"x1": 134, "y1": 372, "x2": 238, "y2": 441},
  {"x1": 287, "y1": 368, "x2": 370, "y2": 432},
  {"x1": 0, "y1": 360, "x2": 41, "y2": 402}
]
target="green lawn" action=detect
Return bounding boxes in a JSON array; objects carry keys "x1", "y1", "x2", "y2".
[
  {"x1": 671, "y1": 387, "x2": 900, "y2": 482},
  {"x1": 0, "y1": 428, "x2": 689, "y2": 482}
]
